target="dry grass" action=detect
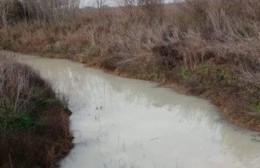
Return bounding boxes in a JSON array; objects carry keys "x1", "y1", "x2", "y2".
[
  {"x1": 0, "y1": 54, "x2": 73, "y2": 168},
  {"x1": 0, "y1": 0, "x2": 259, "y2": 130}
]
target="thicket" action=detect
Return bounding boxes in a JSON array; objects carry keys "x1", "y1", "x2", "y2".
[
  {"x1": 0, "y1": 0, "x2": 80, "y2": 26},
  {"x1": 0, "y1": 54, "x2": 72, "y2": 168}
]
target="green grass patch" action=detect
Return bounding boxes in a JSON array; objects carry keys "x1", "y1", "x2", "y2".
[
  {"x1": 179, "y1": 67, "x2": 191, "y2": 82},
  {"x1": 251, "y1": 101, "x2": 260, "y2": 113},
  {"x1": 217, "y1": 68, "x2": 233, "y2": 85}
]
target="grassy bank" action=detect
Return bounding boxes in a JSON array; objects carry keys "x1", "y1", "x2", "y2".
[
  {"x1": 0, "y1": 54, "x2": 73, "y2": 168},
  {"x1": 0, "y1": 0, "x2": 259, "y2": 131}
]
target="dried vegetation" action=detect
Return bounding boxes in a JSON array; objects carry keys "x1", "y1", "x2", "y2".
[
  {"x1": 0, "y1": 54, "x2": 72, "y2": 168},
  {"x1": 0, "y1": 0, "x2": 259, "y2": 130}
]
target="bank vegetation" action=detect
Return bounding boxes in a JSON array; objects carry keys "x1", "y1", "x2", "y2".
[
  {"x1": 0, "y1": 0, "x2": 259, "y2": 131},
  {"x1": 0, "y1": 52, "x2": 72, "y2": 168}
]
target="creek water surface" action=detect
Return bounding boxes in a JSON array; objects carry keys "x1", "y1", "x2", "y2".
[{"x1": 16, "y1": 54, "x2": 260, "y2": 168}]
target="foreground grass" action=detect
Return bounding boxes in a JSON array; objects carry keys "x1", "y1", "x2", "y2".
[
  {"x1": 0, "y1": 54, "x2": 72, "y2": 168},
  {"x1": 0, "y1": 0, "x2": 259, "y2": 131}
]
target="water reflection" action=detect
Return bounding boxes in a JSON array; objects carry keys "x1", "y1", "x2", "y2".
[{"x1": 17, "y1": 55, "x2": 260, "y2": 168}]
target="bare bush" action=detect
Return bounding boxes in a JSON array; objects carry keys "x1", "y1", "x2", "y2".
[
  {"x1": 176, "y1": 0, "x2": 260, "y2": 40},
  {"x1": 116, "y1": 0, "x2": 164, "y2": 23},
  {"x1": 138, "y1": 0, "x2": 164, "y2": 23},
  {"x1": 0, "y1": 53, "x2": 72, "y2": 167},
  {"x1": 0, "y1": 53, "x2": 55, "y2": 132}
]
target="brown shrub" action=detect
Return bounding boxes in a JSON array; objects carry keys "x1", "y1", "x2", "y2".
[{"x1": 0, "y1": 54, "x2": 73, "y2": 168}]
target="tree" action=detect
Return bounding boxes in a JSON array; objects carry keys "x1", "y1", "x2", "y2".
[
  {"x1": 0, "y1": 0, "x2": 11, "y2": 27},
  {"x1": 0, "y1": 0, "x2": 24, "y2": 27},
  {"x1": 96, "y1": 0, "x2": 107, "y2": 8},
  {"x1": 20, "y1": 0, "x2": 80, "y2": 23}
]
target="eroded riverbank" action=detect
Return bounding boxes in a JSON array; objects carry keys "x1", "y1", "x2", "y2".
[{"x1": 15, "y1": 53, "x2": 260, "y2": 168}]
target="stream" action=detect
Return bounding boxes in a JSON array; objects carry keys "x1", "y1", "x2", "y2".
[{"x1": 16, "y1": 54, "x2": 260, "y2": 168}]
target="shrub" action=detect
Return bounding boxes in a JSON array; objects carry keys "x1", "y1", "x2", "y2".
[
  {"x1": 0, "y1": 57, "x2": 58, "y2": 133},
  {"x1": 0, "y1": 54, "x2": 72, "y2": 167}
]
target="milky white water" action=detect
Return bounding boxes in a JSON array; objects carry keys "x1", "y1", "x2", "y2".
[{"x1": 16, "y1": 54, "x2": 260, "y2": 168}]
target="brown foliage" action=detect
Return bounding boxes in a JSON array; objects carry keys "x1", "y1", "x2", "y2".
[{"x1": 0, "y1": 55, "x2": 73, "y2": 167}]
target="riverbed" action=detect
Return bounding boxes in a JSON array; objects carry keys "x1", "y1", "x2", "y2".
[{"x1": 16, "y1": 54, "x2": 260, "y2": 168}]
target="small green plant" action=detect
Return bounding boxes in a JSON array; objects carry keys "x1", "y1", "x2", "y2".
[
  {"x1": 218, "y1": 68, "x2": 233, "y2": 85},
  {"x1": 236, "y1": 24, "x2": 253, "y2": 38},
  {"x1": 202, "y1": 65, "x2": 210, "y2": 75},
  {"x1": 251, "y1": 101, "x2": 260, "y2": 113},
  {"x1": 149, "y1": 69, "x2": 164, "y2": 81},
  {"x1": 0, "y1": 114, "x2": 35, "y2": 133},
  {"x1": 179, "y1": 67, "x2": 190, "y2": 81},
  {"x1": 203, "y1": 80, "x2": 211, "y2": 89},
  {"x1": 53, "y1": 41, "x2": 68, "y2": 54}
]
